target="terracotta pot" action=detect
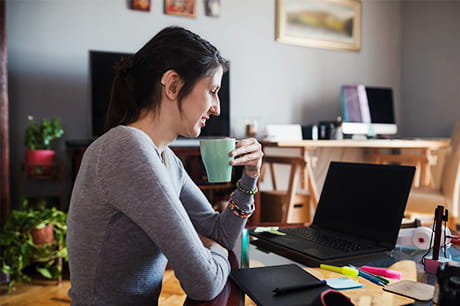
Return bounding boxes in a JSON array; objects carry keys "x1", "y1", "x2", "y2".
[
  {"x1": 25, "y1": 150, "x2": 55, "y2": 177},
  {"x1": 31, "y1": 224, "x2": 54, "y2": 246}
]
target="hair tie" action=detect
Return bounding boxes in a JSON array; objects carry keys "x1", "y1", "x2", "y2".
[{"x1": 117, "y1": 56, "x2": 134, "y2": 75}]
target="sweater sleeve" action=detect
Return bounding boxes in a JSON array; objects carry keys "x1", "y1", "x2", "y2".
[
  {"x1": 96, "y1": 133, "x2": 231, "y2": 301},
  {"x1": 177, "y1": 160, "x2": 257, "y2": 250}
]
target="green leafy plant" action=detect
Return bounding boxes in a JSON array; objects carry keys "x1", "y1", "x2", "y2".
[
  {"x1": 24, "y1": 116, "x2": 64, "y2": 150},
  {"x1": 0, "y1": 201, "x2": 68, "y2": 292}
]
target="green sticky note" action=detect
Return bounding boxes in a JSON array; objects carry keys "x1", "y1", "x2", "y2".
[
  {"x1": 253, "y1": 226, "x2": 286, "y2": 236},
  {"x1": 326, "y1": 277, "x2": 364, "y2": 290}
]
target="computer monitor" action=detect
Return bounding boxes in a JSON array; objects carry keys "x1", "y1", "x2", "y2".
[{"x1": 341, "y1": 85, "x2": 397, "y2": 138}]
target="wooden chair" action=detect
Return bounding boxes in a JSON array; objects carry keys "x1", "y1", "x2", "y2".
[
  {"x1": 259, "y1": 156, "x2": 312, "y2": 224},
  {"x1": 369, "y1": 151, "x2": 424, "y2": 187},
  {"x1": 405, "y1": 120, "x2": 460, "y2": 229}
]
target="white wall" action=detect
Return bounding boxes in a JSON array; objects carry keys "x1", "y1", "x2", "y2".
[
  {"x1": 7, "y1": 0, "x2": 457, "y2": 204},
  {"x1": 401, "y1": 1, "x2": 460, "y2": 137},
  {"x1": 7, "y1": 0, "x2": 403, "y2": 139},
  {"x1": 6, "y1": 1, "x2": 401, "y2": 157}
]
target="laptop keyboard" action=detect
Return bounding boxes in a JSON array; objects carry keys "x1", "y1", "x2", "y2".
[{"x1": 281, "y1": 227, "x2": 374, "y2": 253}]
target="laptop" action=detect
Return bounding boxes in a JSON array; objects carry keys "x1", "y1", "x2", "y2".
[{"x1": 250, "y1": 161, "x2": 415, "y2": 266}]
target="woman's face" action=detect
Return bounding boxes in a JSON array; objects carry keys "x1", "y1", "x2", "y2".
[{"x1": 178, "y1": 66, "x2": 223, "y2": 138}]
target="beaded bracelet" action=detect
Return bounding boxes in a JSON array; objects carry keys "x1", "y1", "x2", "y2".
[
  {"x1": 228, "y1": 194, "x2": 254, "y2": 219},
  {"x1": 236, "y1": 179, "x2": 258, "y2": 195}
]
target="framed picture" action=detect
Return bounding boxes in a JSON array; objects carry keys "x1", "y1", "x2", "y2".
[
  {"x1": 131, "y1": 0, "x2": 151, "y2": 11},
  {"x1": 164, "y1": 0, "x2": 196, "y2": 17},
  {"x1": 204, "y1": 0, "x2": 220, "y2": 17},
  {"x1": 276, "y1": 0, "x2": 361, "y2": 51}
]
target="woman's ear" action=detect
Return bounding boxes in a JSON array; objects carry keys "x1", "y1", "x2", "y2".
[{"x1": 161, "y1": 70, "x2": 183, "y2": 100}]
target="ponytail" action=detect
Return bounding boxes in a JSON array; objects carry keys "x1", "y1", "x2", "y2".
[{"x1": 104, "y1": 67, "x2": 138, "y2": 132}]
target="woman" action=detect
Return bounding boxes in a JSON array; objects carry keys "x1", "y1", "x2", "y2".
[{"x1": 67, "y1": 26, "x2": 263, "y2": 305}]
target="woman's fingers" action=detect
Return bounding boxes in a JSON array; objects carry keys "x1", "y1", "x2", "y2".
[{"x1": 230, "y1": 138, "x2": 264, "y2": 177}]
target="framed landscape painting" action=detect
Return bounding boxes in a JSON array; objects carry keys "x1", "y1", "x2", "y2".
[{"x1": 276, "y1": 0, "x2": 361, "y2": 51}]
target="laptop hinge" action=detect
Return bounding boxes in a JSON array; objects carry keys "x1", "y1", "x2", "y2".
[{"x1": 380, "y1": 242, "x2": 394, "y2": 249}]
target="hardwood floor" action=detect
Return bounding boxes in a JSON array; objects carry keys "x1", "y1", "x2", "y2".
[
  {"x1": 158, "y1": 270, "x2": 187, "y2": 305},
  {"x1": 0, "y1": 279, "x2": 72, "y2": 306},
  {"x1": 0, "y1": 271, "x2": 255, "y2": 305},
  {"x1": 0, "y1": 270, "x2": 187, "y2": 306}
]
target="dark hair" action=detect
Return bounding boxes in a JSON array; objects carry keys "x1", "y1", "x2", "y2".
[{"x1": 104, "y1": 26, "x2": 229, "y2": 131}]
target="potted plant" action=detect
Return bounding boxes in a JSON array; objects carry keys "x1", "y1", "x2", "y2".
[
  {"x1": 25, "y1": 199, "x2": 56, "y2": 246},
  {"x1": 24, "y1": 115, "x2": 64, "y2": 177},
  {"x1": 0, "y1": 200, "x2": 68, "y2": 292}
]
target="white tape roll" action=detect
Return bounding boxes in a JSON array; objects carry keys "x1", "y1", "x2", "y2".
[
  {"x1": 411, "y1": 227, "x2": 432, "y2": 250},
  {"x1": 397, "y1": 226, "x2": 451, "y2": 250}
]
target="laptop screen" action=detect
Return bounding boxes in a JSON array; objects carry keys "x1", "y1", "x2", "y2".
[{"x1": 312, "y1": 162, "x2": 415, "y2": 248}]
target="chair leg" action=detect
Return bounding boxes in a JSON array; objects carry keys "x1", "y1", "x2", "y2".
[
  {"x1": 447, "y1": 217, "x2": 456, "y2": 231},
  {"x1": 413, "y1": 161, "x2": 421, "y2": 188}
]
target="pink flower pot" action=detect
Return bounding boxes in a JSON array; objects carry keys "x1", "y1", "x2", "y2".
[{"x1": 25, "y1": 150, "x2": 56, "y2": 177}]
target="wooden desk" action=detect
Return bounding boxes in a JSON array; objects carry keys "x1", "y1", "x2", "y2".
[
  {"x1": 261, "y1": 139, "x2": 450, "y2": 220},
  {"x1": 177, "y1": 227, "x2": 460, "y2": 306},
  {"x1": 247, "y1": 243, "x2": 419, "y2": 306},
  {"x1": 187, "y1": 244, "x2": 427, "y2": 306}
]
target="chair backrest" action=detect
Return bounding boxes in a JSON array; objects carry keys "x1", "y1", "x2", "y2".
[
  {"x1": 441, "y1": 120, "x2": 460, "y2": 217},
  {"x1": 261, "y1": 156, "x2": 307, "y2": 222},
  {"x1": 261, "y1": 155, "x2": 306, "y2": 192}
]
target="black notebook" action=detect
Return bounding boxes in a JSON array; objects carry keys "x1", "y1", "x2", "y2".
[
  {"x1": 230, "y1": 264, "x2": 332, "y2": 306},
  {"x1": 251, "y1": 162, "x2": 415, "y2": 267}
]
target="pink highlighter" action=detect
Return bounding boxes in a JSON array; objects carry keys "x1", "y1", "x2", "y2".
[{"x1": 360, "y1": 266, "x2": 402, "y2": 280}]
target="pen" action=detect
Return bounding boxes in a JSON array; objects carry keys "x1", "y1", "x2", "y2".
[
  {"x1": 371, "y1": 274, "x2": 390, "y2": 284},
  {"x1": 356, "y1": 267, "x2": 390, "y2": 284},
  {"x1": 349, "y1": 265, "x2": 386, "y2": 286},
  {"x1": 362, "y1": 273, "x2": 385, "y2": 286},
  {"x1": 272, "y1": 280, "x2": 327, "y2": 295}
]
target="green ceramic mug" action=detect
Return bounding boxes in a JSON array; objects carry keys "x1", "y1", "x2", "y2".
[{"x1": 200, "y1": 138, "x2": 236, "y2": 183}]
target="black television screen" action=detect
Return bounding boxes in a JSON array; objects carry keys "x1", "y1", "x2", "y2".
[{"x1": 89, "y1": 50, "x2": 230, "y2": 138}]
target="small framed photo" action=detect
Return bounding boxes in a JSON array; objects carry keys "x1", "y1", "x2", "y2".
[
  {"x1": 131, "y1": 0, "x2": 151, "y2": 12},
  {"x1": 164, "y1": 0, "x2": 197, "y2": 18},
  {"x1": 204, "y1": 0, "x2": 220, "y2": 17},
  {"x1": 276, "y1": 0, "x2": 361, "y2": 51}
]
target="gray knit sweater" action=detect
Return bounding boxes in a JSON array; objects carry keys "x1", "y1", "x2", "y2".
[{"x1": 67, "y1": 126, "x2": 256, "y2": 305}]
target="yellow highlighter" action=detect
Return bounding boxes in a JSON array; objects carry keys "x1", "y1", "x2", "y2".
[{"x1": 320, "y1": 264, "x2": 359, "y2": 277}]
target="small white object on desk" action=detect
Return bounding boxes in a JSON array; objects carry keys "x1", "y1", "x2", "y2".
[{"x1": 264, "y1": 124, "x2": 303, "y2": 142}]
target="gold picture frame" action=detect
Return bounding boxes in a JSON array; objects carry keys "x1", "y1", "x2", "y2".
[
  {"x1": 276, "y1": 0, "x2": 361, "y2": 51},
  {"x1": 164, "y1": 0, "x2": 196, "y2": 18}
]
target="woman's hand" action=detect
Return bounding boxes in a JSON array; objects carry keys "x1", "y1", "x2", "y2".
[{"x1": 230, "y1": 138, "x2": 263, "y2": 178}]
